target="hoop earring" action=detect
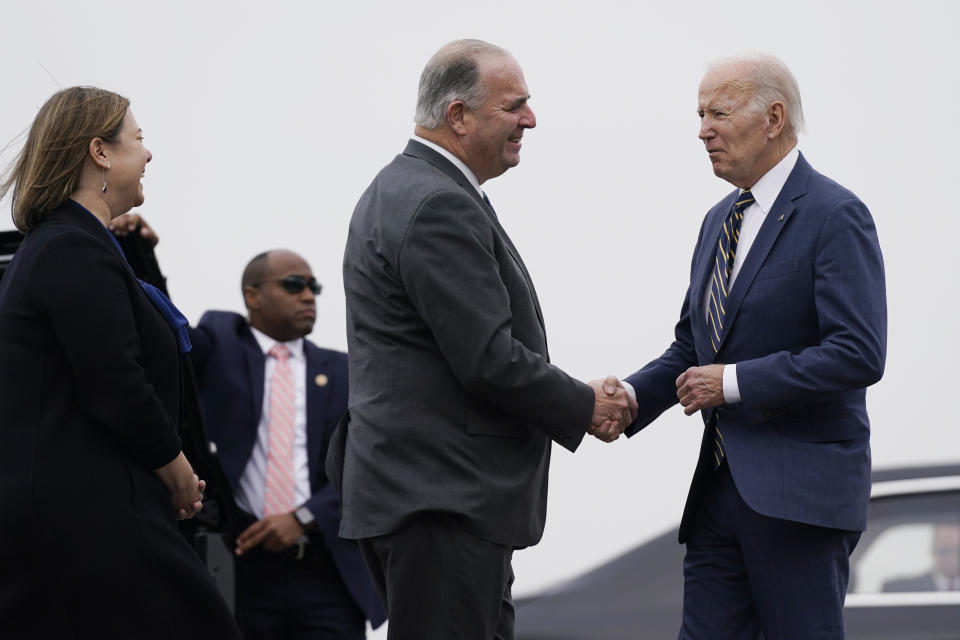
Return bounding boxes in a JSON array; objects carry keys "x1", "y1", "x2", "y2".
[{"x1": 101, "y1": 168, "x2": 107, "y2": 194}]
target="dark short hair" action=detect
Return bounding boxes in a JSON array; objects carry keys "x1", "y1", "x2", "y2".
[{"x1": 241, "y1": 251, "x2": 273, "y2": 291}]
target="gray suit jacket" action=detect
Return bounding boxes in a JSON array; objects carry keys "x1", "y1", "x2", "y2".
[{"x1": 330, "y1": 140, "x2": 594, "y2": 548}]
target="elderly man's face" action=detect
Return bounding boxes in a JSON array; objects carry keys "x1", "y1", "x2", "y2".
[
  {"x1": 460, "y1": 54, "x2": 536, "y2": 183},
  {"x1": 697, "y1": 66, "x2": 775, "y2": 189}
]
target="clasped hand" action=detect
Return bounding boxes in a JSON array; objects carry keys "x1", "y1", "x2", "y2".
[
  {"x1": 675, "y1": 364, "x2": 725, "y2": 415},
  {"x1": 587, "y1": 375, "x2": 638, "y2": 443},
  {"x1": 153, "y1": 451, "x2": 205, "y2": 520},
  {"x1": 235, "y1": 513, "x2": 305, "y2": 555}
]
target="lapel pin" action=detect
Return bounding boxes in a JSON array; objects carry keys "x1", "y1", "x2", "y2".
[
  {"x1": 778, "y1": 214, "x2": 785, "y2": 222},
  {"x1": 314, "y1": 374, "x2": 328, "y2": 387}
]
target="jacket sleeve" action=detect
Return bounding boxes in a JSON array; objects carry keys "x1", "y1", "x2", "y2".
[
  {"x1": 622, "y1": 213, "x2": 710, "y2": 436},
  {"x1": 30, "y1": 231, "x2": 182, "y2": 469},
  {"x1": 623, "y1": 285, "x2": 699, "y2": 436}
]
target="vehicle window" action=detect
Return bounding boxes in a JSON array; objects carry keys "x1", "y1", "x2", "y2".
[{"x1": 849, "y1": 491, "x2": 960, "y2": 594}]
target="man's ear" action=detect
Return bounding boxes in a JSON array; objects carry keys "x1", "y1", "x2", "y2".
[
  {"x1": 766, "y1": 101, "x2": 786, "y2": 139},
  {"x1": 242, "y1": 285, "x2": 261, "y2": 312},
  {"x1": 446, "y1": 100, "x2": 468, "y2": 135},
  {"x1": 88, "y1": 137, "x2": 111, "y2": 169}
]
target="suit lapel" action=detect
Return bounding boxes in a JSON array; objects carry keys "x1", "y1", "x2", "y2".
[
  {"x1": 713, "y1": 156, "x2": 811, "y2": 353},
  {"x1": 403, "y1": 140, "x2": 548, "y2": 335},
  {"x1": 239, "y1": 321, "x2": 266, "y2": 426},
  {"x1": 304, "y1": 343, "x2": 331, "y2": 480},
  {"x1": 493, "y1": 224, "x2": 547, "y2": 334}
]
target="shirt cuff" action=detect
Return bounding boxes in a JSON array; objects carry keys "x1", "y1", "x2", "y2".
[
  {"x1": 722, "y1": 363, "x2": 741, "y2": 404},
  {"x1": 620, "y1": 380, "x2": 637, "y2": 403}
]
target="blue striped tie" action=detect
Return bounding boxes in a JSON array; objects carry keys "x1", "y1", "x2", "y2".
[{"x1": 706, "y1": 190, "x2": 753, "y2": 469}]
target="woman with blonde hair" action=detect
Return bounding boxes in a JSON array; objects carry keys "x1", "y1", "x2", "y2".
[{"x1": 0, "y1": 87, "x2": 241, "y2": 639}]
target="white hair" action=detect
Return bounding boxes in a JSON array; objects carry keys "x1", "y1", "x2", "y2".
[
  {"x1": 414, "y1": 39, "x2": 508, "y2": 129},
  {"x1": 707, "y1": 53, "x2": 806, "y2": 135}
]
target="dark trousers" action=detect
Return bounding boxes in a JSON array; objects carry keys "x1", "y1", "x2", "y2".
[
  {"x1": 679, "y1": 461, "x2": 860, "y2": 640},
  {"x1": 235, "y1": 543, "x2": 366, "y2": 640},
  {"x1": 359, "y1": 512, "x2": 515, "y2": 640}
]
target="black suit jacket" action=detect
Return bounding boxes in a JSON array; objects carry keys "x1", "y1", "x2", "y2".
[
  {"x1": 0, "y1": 200, "x2": 239, "y2": 638},
  {"x1": 332, "y1": 140, "x2": 594, "y2": 549},
  {"x1": 189, "y1": 311, "x2": 384, "y2": 626}
]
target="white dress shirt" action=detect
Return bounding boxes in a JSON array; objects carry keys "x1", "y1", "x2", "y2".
[
  {"x1": 623, "y1": 147, "x2": 799, "y2": 405},
  {"x1": 711, "y1": 147, "x2": 799, "y2": 403},
  {"x1": 235, "y1": 327, "x2": 311, "y2": 518}
]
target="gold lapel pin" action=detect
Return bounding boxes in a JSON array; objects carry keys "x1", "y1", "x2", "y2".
[{"x1": 314, "y1": 374, "x2": 328, "y2": 387}]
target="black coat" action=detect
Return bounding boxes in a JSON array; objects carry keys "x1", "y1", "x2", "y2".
[{"x1": 0, "y1": 200, "x2": 241, "y2": 639}]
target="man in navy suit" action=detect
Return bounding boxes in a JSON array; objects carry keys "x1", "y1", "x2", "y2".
[
  {"x1": 620, "y1": 54, "x2": 887, "y2": 639},
  {"x1": 188, "y1": 249, "x2": 385, "y2": 639}
]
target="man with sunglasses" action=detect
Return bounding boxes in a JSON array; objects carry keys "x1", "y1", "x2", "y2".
[
  {"x1": 106, "y1": 220, "x2": 385, "y2": 640},
  {"x1": 188, "y1": 249, "x2": 385, "y2": 639}
]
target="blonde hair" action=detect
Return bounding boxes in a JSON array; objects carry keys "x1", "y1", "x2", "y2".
[{"x1": 0, "y1": 87, "x2": 129, "y2": 232}]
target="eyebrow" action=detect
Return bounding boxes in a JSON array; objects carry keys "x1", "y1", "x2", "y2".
[{"x1": 507, "y1": 95, "x2": 530, "y2": 109}]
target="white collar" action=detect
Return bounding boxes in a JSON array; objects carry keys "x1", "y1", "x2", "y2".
[
  {"x1": 742, "y1": 146, "x2": 800, "y2": 214},
  {"x1": 412, "y1": 135, "x2": 483, "y2": 196},
  {"x1": 249, "y1": 324, "x2": 304, "y2": 360}
]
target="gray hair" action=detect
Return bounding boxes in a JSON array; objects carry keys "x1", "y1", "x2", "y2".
[
  {"x1": 708, "y1": 53, "x2": 805, "y2": 135},
  {"x1": 414, "y1": 39, "x2": 508, "y2": 129}
]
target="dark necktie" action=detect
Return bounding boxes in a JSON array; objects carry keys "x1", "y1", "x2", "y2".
[
  {"x1": 706, "y1": 190, "x2": 754, "y2": 469},
  {"x1": 482, "y1": 192, "x2": 498, "y2": 219}
]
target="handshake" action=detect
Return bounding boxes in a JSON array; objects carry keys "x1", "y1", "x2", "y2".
[{"x1": 587, "y1": 376, "x2": 638, "y2": 443}]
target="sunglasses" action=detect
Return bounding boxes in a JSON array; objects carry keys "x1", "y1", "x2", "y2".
[{"x1": 255, "y1": 275, "x2": 322, "y2": 295}]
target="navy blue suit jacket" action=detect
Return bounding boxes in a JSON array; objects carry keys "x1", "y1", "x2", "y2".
[
  {"x1": 626, "y1": 154, "x2": 887, "y2": 537},
  {"x1": 189, "y1": 311, "x2": 384, "y2": 626}
]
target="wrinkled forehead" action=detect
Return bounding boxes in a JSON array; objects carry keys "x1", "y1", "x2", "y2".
[
  {"x1": 699, "y1": 67, "x2": 753, "y2": 108},
  {"x1": 478, "y1": 53, "x2": 528, "y2": 91}
]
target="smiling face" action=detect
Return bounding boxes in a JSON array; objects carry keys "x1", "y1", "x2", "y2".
[
  {"x1": 697, "y1": 65, "x2": 781, "y2": 189},
  {"x1": 459, "y1": 53, "x2": 536, "y2": 183},
  {"x1": 244, "y1": 251, "x2": 318, "y2": 342},
  {"x1": 103, "y1": 110, "x2": 152, "y2": 214}
]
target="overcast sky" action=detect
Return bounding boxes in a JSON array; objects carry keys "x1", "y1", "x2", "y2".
[{"x1": 3, "y1": 0, "x2": 958, "y2": 635}]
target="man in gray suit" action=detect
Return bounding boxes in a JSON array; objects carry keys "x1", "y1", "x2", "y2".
[{"x1": 328, "y1": 39, "x2": 634, "y2": 638}]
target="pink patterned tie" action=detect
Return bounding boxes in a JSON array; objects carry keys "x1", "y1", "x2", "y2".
[{"x1": 264, "y1": 344, "x2": 295, "y2": 516}]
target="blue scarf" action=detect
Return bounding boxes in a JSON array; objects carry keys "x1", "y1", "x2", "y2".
[{"x1": 79, "y1": 204, "x2": 192, "y2": 354}]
